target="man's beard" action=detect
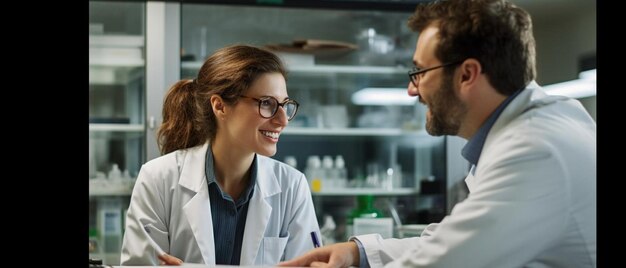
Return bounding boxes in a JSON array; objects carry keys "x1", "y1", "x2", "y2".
[{"x1": 424, "y1": 73, "x2": 467, "y2": 136}]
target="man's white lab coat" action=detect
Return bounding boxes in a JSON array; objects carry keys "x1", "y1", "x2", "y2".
[{"x1": 356, "y1": 82, "x2": 596, "y2": 268}]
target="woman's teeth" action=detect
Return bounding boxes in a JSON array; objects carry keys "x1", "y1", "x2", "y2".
[{"x1": 261, "y1": 131, "x2": 279, "y2": 139}]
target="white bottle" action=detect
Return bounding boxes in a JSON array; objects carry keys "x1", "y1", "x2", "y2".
[
  {"x1": 320, "y1": 215, "x2": 337, "y2": 245},
  {"x1": 284, "y1": 156, "x2": 297, "y2": 169},
  {"x1": 108, "y1": 163, "x2": 122, "y2": 180},
  {"x1": 334, "y1": 155, "x2": 347, "y2": 188},
  {"x1": 322, "y1": 155, "x2": 335, "y2": 189},
  {"x1": 305, "y1": 156, "x2": 323, "y2": 192}
]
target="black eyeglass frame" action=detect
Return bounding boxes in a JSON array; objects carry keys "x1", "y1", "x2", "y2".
[
  {"x1": 408, "y1": 60, "x2": 464, "y2": 87},
  {"x1": 239, "y1": 95, "x2": 300, "y2": 121}
]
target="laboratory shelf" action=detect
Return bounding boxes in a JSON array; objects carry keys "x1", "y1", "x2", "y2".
[
  {"x1": 89, "y1": 123, "x2": 144, "y2": 132},
  {"x1": 89, "y1": 124, "x2": 145, "y2": 139},
  {"x1": 89, "y1": 34, "x2": 145, "y2": 47},
  {"x1": 283, "y1": 127, "x2": 427, "y2": 137},
  {"x1": 289, "y1": 64, "x2": 407, "y2": 74},
  {"x1": 89, "y1": 187, "x2": 133, "y2": 196},
  {"x1": 89, "y1": 58, "x2": 145, "y2": 67},
  {"x1": 89, "y1": 62, "x2": 145, "y2": 85},
  {"x1": 181, "y1": 62, "x2": 408, "y2": 74},
  {"x1": 311, "y1": 187, "x2": 419, "y2": 196},
  {"x1": 89, "y1": 179, "x2": 135, "y2": 196}
]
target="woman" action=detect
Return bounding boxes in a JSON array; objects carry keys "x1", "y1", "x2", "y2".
[{"x1": 120, "y1": 45, "x2": 320, "y2": 266}]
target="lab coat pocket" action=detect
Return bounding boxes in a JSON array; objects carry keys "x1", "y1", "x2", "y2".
[
  {"x1": 143, "y1": 223, "x2": 169, "y2": 254},
  {"x1": 262, "y1": 236, "x2": 289, "y2": 265}
]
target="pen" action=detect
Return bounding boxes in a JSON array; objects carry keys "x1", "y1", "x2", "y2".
[{"x1": 310, "y1": 231, "x2": 321, "y2": 248}]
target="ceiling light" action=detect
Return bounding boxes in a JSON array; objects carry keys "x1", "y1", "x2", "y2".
[
  {"x1": 351, "y1": 87, "x2": 417, "y2": 106},
  {"x1": 543, "y1": 69, "x2": 596, "y2": 99}
]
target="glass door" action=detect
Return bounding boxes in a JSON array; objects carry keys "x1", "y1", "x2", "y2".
[{"x1": 89, "y1": 1, "x2": 146, "y2": 265}]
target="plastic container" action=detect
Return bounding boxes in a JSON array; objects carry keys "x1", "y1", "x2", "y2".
[
  {"x1": 320, "y1": 215, "x2": 337, "y2": 245},
  {"x1": 305, "y1": 156, "x2": 323, "y2": 192},
  {"x1": 108, "y1": 163, "x2": 122, "y2": 179},
  {"x1": 322, "y1": 155, "x2": 334, "y2": 188},
  {"x1": 334, "y1": 155, "x2": 347, "y2": 188},
  {"x1": 284, "y1": 156, "x2": 297, "y2": 169}
]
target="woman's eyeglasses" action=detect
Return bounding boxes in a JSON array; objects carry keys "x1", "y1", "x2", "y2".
[{"x1": 239, "y1": 95, "x2": 300, "y2": 121}]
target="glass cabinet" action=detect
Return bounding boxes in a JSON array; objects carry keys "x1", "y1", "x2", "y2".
[
  {"x1": 180, "y1": 2, "x2": 464, "y2": 242},
  {"x1": 89, "y1": 1, "x2": 146, "y2": 265}
]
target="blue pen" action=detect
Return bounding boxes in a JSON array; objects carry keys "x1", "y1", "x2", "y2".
[{"x1": 310, "y1": 231, "x2": 321, "y2": 248}]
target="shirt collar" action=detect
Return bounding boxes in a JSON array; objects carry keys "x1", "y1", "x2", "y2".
[
  {"x1": 205, "y1": 147, "x2": 217, "y2": 184},
  {"x1": 461, "y1": 89, "x2": 522, "y2": 166},
  {"x1": 205, "y1": 148, "x2": 258, "y2": 202}
]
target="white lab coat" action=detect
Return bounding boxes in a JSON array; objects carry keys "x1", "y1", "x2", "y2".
[
  {"x1": 356, "y1": 82, "x2": 596, "y2": 268},
  {"x1": 120, "y1": 142, "x2": 321, "y2": 265}
]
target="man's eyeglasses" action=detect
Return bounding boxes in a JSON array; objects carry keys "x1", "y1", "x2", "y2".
[
  {"x1": 408, "y1": 60, "x2": 464, "y2": 87},
  {"x1": 239, "y1": 95, "x2": 300, "y2": 121}
]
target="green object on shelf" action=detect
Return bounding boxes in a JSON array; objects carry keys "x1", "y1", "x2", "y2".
[
  {"x1": 89, "y1": 228, "x2": 100, "y2": 253},
  {"x1": 346, "y1": 195, "x2": 383, "y2": 239},
  {"x1": 89, "y1": 228, "x2": 98, "y2": 237}
]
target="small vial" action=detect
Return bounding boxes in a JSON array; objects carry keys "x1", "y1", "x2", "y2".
[
  {"x1": 108, "y1": 164, "x2": 122, "y2": 179},
  {"x1": 284, "y1": 156, "x2": 297, "y2": 169}
]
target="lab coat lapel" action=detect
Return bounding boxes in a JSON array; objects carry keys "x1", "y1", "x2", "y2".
[
  {"x1": 179, "y1": 143, "x2": 216, "y2": 265},
  {"x1": 464, "y1": 165, "x2": 476, "y2": 192},
  {"x1": 240, "y1": 156, "x2": 281, "y2": 265}
]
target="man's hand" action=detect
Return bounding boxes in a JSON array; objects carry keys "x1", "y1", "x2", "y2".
[
  {"x1": 278, "y1": 241, "x2": 360, "y2": 268},
  {"x1": 158, "y1": 253, "x2": 183, "y2": 265}
]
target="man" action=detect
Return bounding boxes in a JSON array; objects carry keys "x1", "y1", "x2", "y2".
[{"x1": 279, "y1": 0, "x2": 596, "y2": 267}]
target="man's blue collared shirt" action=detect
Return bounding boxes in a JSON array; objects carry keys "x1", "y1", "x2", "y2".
[{"x1": 461, "y1": 89, "x2": 522, "y2": 167}]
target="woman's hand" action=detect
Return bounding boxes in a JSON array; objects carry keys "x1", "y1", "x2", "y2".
[
  {"x1": 158, "y1": 253, "x2": 183, "y2": 265},
  {"x1": 278, "y1": 241, "x2": 360, "y2": 268}
]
